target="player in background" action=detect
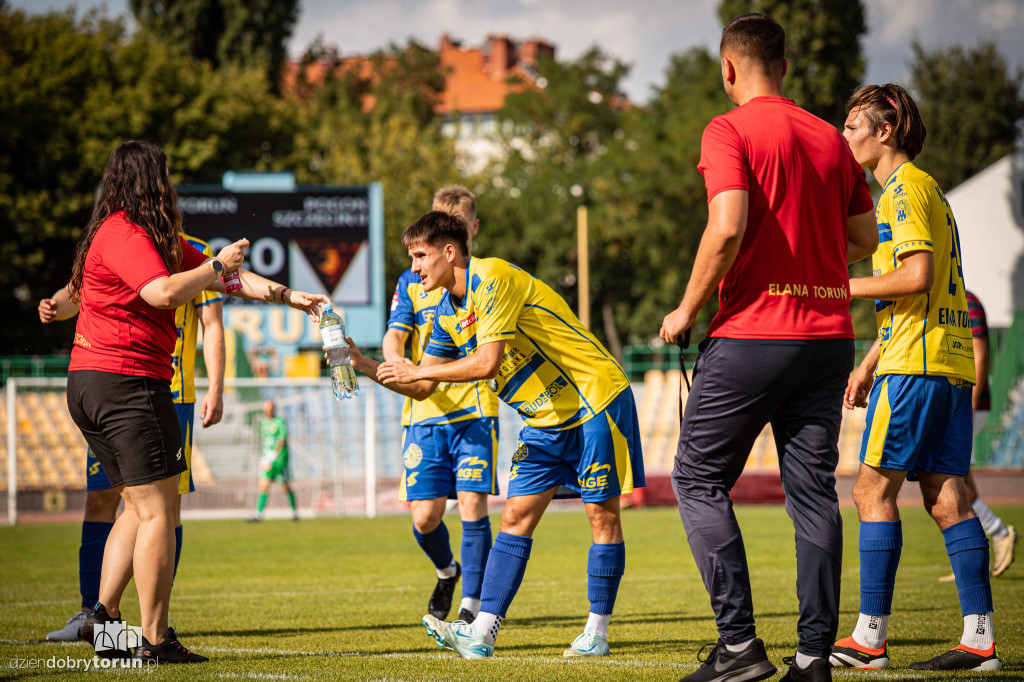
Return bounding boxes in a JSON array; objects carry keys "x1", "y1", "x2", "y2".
[
  {"x1": 935, "y1": 290, "x2": 1018, "y2": 581},
  {"x1": 660, "y1": 13, "x2": 877, "y2": 682},
  {"x1": 39, "y1": 233, "x2": 225, "y2": 642},
  {"x1": 830, "y1": 84, "x2": 1001, "y2": 672},
  {"x1": 347, "y1": 211, "x2": 644, "y2": 659},
  {"x1": 381, "y1": 186, "x2": 499, "y2": 623},
  {"x1": 248, "y1": 400, "x2": 298, "y2": 521}
]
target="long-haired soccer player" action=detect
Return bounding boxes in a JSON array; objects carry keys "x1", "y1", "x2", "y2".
[{"x1": 831, "y1": 84, "x2": 1001, "y2": 672}]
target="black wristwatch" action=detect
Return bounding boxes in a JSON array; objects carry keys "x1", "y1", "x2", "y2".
[{"x1": 210, "y1": 259, "x2": 224, "y2": 275}]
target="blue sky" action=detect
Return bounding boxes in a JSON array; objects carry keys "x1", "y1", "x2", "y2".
[{"x1": 13, "y1": 0, "x2": 1024, "y2": 104}]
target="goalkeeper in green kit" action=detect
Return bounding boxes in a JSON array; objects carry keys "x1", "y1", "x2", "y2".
[{"x1": 248, "y1": 400, "x2": 298, "y2": 521}]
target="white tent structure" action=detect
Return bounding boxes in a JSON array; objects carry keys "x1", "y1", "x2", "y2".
[{"x1": 947, "y1": 151, "x2": 1024, "y2": 328}]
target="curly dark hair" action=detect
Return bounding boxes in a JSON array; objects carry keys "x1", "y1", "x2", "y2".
[{"x1": 68, "y1": 140, "x2": 183, "y2": 302}]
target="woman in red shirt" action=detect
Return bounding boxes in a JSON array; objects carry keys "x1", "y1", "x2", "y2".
[{"x1": 65, "y1": 140, "x2": 327, "y2": 663}]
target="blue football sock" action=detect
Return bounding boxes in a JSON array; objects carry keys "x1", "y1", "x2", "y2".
[
  {"x1": 413, "y1": 522, "x2": 454, "y2": 570},
  {"x1": 461, "y1": 517, "x2": 492, "y2": 600},
  {"x1": 479, "y1": 532, "x2": 532, "y2": 617},
  {"x1": 587, "y1": 542, "x2": 625, "y2": 615},
  {"x1": 859, "y1": 520, "x2": 902, "y2": 615},
  {"x1": 79, "y1": 521, "x2": 114, "y2": 609},
  {"x1": 944, "y1": 517, "x2": 993, "y2": 616},
  {"x1": 173, "y1": 525, "x2": 183, "y2": 583}
]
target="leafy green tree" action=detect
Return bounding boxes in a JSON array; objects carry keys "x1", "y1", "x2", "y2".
[
  {"x1": 0, "y1": 6, "x2": 294, "y2": 354},
  {"x1": 594, "y1": 48, "x2": 733, "y2": 345},
  {"x1": 479, "y1": 48, "x2": 630, "y2": 349},
  {"x1": 0, "y1": 8, "x2": 124, "y2": 354},
  {"x1": 286, "y1": 43, "x2": 459, "y2": 289},
  {"x1": 910, "y1": 41, "x2": 1024, "y2": 190},
  {"x1": 128, "y1": 0, "x2": 298, "y2": 86},
  {"x1": 718, "y1": 0, "x2": 866, "y2": 125}
]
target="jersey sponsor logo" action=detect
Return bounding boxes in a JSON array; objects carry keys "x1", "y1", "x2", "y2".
[
  {"x1": 578, "y1": 463, "x2": 611, "y2": 492},
  {"x1": 73, "y1": 333, "x2": 92, "y2": 349},
  {"x1": 390, "y1": 289, "x2": 400, "y2": 312},
  {"x1": 509, "y1": 464, "x2": 520, "y2": 481},
  {"x1": 403, "y1": 443, "x2": 423, "y2": 469},
  {"x1": 175, "y1": 447, "x2": 182, "y2": 461},
  {"x1": 938, "y1": 307, "x2": 970, "y2": 328},
  {"x1": 89, "y1": 461, "x2": 101, "y2": 477},
  {"x1": 512, "y1": 440, "x2": 529, "y2": 463},
  {"x1": 893, "y1": 183, "x2": 905, "y2": 196},
  {"x1": 520, "y1": 377, "x2": 569, "y2": 417},
  {"x1": 459, "y1": 312, "x2": 478, "y2": 330},
  {"x1": 456, "y1": 455, "x2": 488, "y2": 482},
  {"x1": 406, "y1": 472, "x2": 418, "y2": 487}
]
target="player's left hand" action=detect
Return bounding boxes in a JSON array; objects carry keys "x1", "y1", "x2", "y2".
[
  {"x1": 660, "y1": 306, "x2": 694, "y2": 345},
  {"x1": 377, "y1": 360, "x2": 420, "y2": 386},
  {"x1": 285, "y1": 291, "x2": 330, "y2": 322},
  {"x1": 200, "y1": 389, "x2": 224, "y2": 427}
]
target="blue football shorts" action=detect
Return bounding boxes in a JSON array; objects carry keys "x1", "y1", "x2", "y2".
[
  {"x1": 400, "y1": 417, "x2": 499, "y2": 501},
  {"x1": 86, "y1": 402, "x2": 196, "y2": 493},
  {"x1": 860, "y1": 374, "x2": 973, "y2": 478},
  {"x1": 508, "y1": 388, "x2": 645, "y2": 503}
]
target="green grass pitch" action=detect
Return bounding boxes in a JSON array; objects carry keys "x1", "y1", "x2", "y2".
[{"x1": 1, "y1": 505, "x2": 1021, "y2": 680}]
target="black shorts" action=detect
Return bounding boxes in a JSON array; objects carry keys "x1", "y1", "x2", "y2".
[{"x1": 66, "y1": 370, "x2": 186, "y2": 488}]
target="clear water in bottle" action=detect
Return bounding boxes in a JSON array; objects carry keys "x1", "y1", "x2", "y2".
[{"x1": 319, "y1": 304, "x2": 359, "y2": 400}]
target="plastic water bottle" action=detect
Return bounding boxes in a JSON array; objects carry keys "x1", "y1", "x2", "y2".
[{"x1": 319, "y1": 303, "x2": 359, "y2": 400}]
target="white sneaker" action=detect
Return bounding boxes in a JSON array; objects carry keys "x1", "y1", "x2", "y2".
[
  {"x1": 563, "y1": 629, "x2": 610, "y2": 657},
  {"x1": 46, "y1": 609, "x2": 87, "y2": 641},
  {"x1": 992, "y1": 525, "x2": 1019, "y2": 576},
  {"x1": 422, "y1": 614, "x2": 493, "y2": 659}
]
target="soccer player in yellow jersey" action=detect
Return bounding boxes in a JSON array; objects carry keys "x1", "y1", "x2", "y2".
[
  {"x1": 830, "y1": 84, "x2": 1001, "y2": 672},
  {"x1": 348, "y1": 211, "x2": 644, "y2": 659},
  {"x1": 38, "y1": 234, "x2": 224, "y2": 642},
  {"x1": 382, "y1": 186, "x2": 500, "y2": 624}
]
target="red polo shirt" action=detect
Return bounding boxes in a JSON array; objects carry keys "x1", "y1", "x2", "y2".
[
  {"x1": 698, "y1": 96, "x2": 874, "y2": 339},
  {"x1": 69, "y1": 211, "x2": 209, "y2": 381}
]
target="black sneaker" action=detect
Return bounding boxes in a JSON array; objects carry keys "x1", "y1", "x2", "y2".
[
  {"x1": 681, "y1": 638, "x2": 777, "y2": 682},
  {"x1": 427, "y1": 562, "x2": 461, "y2": 620},
  {"x1": 781, "y1": 656, "x2": 831, "y2": 682},
  {"x1": 132, "y1": 627, "x2": 208, "y2": 664},
  {"x1": 908, "y1": 644, "x2": 1002, "y2": 671},
  {"x1": 458, "y1": 608, "x2": 476, "y2": 624},
  {"x1": 81, "y1": 602, "x2": 132, "y2": 659}
]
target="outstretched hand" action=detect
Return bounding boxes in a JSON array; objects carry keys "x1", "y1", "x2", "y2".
[{"x1": 285, "y1": 291, "x2": 331, "y2": 322}]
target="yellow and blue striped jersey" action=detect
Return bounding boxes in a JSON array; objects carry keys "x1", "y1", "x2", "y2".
[
  {"x1": 872, "y1": 162, "x2": 974, "y2": 383},
  {"x1": 388, "y1": 269, "x2": 499, "y2": 426},
  {"x1": 425, "y1": 257, "x2": 630, "y2": 430},
  {"x1": 170, "y1": 235, "x2": 222, "y2": 403}
]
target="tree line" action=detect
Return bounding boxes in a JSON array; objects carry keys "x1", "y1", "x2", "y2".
[{"x1": 2, "y1": 0, "x2": 1021, "y2": 355}]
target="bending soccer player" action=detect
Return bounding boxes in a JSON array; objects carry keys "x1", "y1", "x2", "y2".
[
  {"x1": 348, "y1": 210, "x2": 644, "y2": 659},
  {"x1": 39, "y1": 233, "x2": 225, "y2": 643},
  {"x1": 831, "y1": 84, "x2": 1001, "y2": 672},
  {"x1": 248, "y1": 400, "x2": 298, "y2": 521},
  {"x1": 382, "y1": 186, "x2": 499, "y2": 623}
]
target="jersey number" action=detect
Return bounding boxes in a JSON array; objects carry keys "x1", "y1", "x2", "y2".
[{"x1": 947, "y1": 214, "x2": 965, "y2": 296}]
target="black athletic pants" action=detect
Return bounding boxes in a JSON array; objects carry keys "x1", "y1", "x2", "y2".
[{"x1": 672, "y1": 337, "x2": 853, "y2": 657}]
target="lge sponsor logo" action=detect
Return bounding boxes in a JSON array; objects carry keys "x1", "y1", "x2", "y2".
[
  {"x1": 578, "y1": 463, "x2": 611, "y2": 492},
  {"x1": 456, "y1": 455, "x2": 489, "y2": 482}
]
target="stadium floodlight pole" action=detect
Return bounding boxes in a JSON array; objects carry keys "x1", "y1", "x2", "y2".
[
  {"x1": 7, "y1": 378, "x2": 17, "y2": 525},
  {"x1": 577, "y1": 204, "x2": 590, "y2": 328}
]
